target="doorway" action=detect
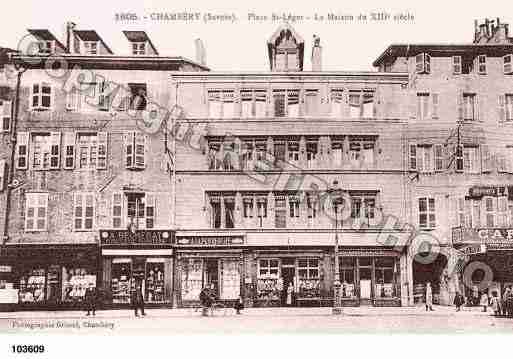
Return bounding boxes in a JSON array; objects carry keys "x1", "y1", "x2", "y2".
[
  {"x1": 360, "y1": 267, "x2": 372, "y2": 302},
  {"x1": 205, "y1": 259, "x2": 219, "y2": 298},
  {"x1": 281, "y1": 259, "x2": 295, "y2": 306}
]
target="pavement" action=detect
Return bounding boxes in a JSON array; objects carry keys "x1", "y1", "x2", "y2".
[{"x1": 1, "y1": 305, "x2": 512, "y2": 334}]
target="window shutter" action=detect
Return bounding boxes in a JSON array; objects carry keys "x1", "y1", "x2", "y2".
[
  {"x1": 134, "y1": 132, "x2": 146, "y2": 169},
  {"x1": 434, "y1": 144, "x2": 443, "y2": 171},
  {"x1": 409, "y1": 143, "x2": 417, "y2": 171},
  {"x1": 97, "y1": 131, "x2": 108, "y2": 169},
  {"x1": 74, "y1": 193, "x2": 84, "y2": 230},
  {"x1": 145, "y1": 193, "x2": 156, "y2": 229},
  {"x1": 481, "y1": 144, "x2": 492, "y2": 173},
  {"x1": 499, "y1": 95, "x2": 506, "y2": 123},
  {"x1": 2, "y1": 100, "x2": 12, "y2": 132},
  {"x1": 457, "y1": 91, "x2": 464, "y2": 121},
  {"x1": 49, "y1": 131, "x2": 61, "y2": 169},
  {"x1": 112, "y1": 192, "x2": 124, "y2": 228},
  {"x1": 455, "y1": 144, "x2": 464, "y2": 172},
  {"x1": 498, "y1": 147, "x2": 507, "y2": 173},
  {"x1": 65, "y1": 89, "x2": 81, "y2": 111},
  {"x1": 475, "y1": 94, "x2": 480, "y2": 122},
  {"x1": 62, "y1": 132, "x2": 76, "y2": 169},
  {"x1": 425, "y1": 54, "x2": 431, "y2": 74},
  {"x1": 266, "y1": 137, "x2": 274, "y2": 164},
  {"x1": 0, "y1": 159, "x2": 6, "y2": 191},
  {"x1": 431, "y1": 93, "x2": 439, "y2": 119},
  {"x1": 409, "y1": 90, "x2": 417, "y2": 120},
  {"x1": 15, "y1": 132, "x2": 30, "y2": 170},
  {"x1": 124, "y1": 131, "x2": 135, "y2": 169}
]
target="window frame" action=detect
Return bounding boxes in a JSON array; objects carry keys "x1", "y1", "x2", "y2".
[
  {"x1": 25, "y1": 192, "x2": 49, "y2": 232},
  {"x1": 30, "y1": 82, "x2": 52, "y2": 111},
  {"x1": 418, "y1": 197, "x2": 436, "y2": 229},
  {"x1": 504, "y1": 54, "x2": 513, "y2": 75},
  {"x1": 73, "y1": 192, "x2": 95, "y2": 231}
]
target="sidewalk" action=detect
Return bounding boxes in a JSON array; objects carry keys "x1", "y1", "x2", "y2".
[{"x1": 0, "y1": 305, "x2": 495, "y2": 320}]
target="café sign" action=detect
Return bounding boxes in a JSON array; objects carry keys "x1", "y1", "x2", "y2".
[
  {"x1": 176, "y1": 236, "x2": 244, "y2": 246},
  {"x1": 100, "y1": 230, "x2": 173, "y2": 246},
  {"x1": 453, "y1": 228, "x2": 513, "y2": 249}
]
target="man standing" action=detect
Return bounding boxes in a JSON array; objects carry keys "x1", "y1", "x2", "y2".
[
  {"x1": 425, "y1": 282, "x2": 434, "y2": 311},
  {"x1": 132, "y1": 282, "x2": 146, "y2": 317},
  {"x1": 453, "y1": 291, "x2": 464, "y2": 312},
  {"x1": 84, "y1": 284, "x2": 97, "y2": 316}
]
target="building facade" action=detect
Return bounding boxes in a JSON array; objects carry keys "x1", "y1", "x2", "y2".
[{"x1": 0, "y1": 25, "x2": 206, "y2": 309}]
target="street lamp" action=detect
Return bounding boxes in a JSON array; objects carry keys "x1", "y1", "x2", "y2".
[{"x1": 328, "y1": 180, "x2": 343, "y2": 315}]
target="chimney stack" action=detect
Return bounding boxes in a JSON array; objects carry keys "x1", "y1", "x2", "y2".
[
  {"x1": 66, "y1": 22, "x2": 76, "y2": 53},
  {"x1": 194, "y1": 38, "x2": 206, "y2": 66},
  {"x1": 311, "y1": 34, "x2": 322, "y2": 71}
]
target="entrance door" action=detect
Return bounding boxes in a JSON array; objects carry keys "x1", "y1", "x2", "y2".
[
  {"x1": 205, "y1": 259, "x2": 219, "y2": 298},
  {"x1": 281, "y1": 266, "x2": 295, "y2": 306},
  {"x1": 359, "y1": 268, "x2": 372, "y2": 304}
]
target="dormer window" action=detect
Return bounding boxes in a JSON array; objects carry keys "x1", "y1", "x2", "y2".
[
  {"x1": 275, "y1": 50, "x2": 298, "y2": 71},
  {"x1": 38, "y1": 41, "x2": 53, "y2": 55},
  {"x1": 504, "y1": 54, "x2": 513, "y2": 74},
  {"x1": 415, "y1": 53, "x2": 431, "y2": 74},
  {"x1": 132, "y1": 42, "x2": 146, "y2": 55},
  {"x1": 83, "y1": 41, "x2": 98, "y2": 55}
]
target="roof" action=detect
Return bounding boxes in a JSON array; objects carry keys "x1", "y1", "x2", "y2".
[
  {"x1": 27, "y1": 29, "x2": 66, "y2": 50},
  {"x1": 267, "y1": 23, "x2": 305, "y2": 71},
  {"x1": 74, "y1": 30, "x2": 113, "y2": 54},
  {"x1": 373, "y1": 43, "x2": 513, "y2": 67},
  {"x1": 122, "y1": 31, "x2": 159, "y2": 55},
  {"x1": 0, "y1": 47, "x2": 17, "y2": 67}
]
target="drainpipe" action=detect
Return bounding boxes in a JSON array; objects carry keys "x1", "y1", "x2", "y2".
[{"x1": 2, "y1": 65, "x2": 26, "y2": 248}]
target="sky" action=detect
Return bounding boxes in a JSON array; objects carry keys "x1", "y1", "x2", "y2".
[{"x1": 1, "y1": 0, "x2": 512, "y2": 71}]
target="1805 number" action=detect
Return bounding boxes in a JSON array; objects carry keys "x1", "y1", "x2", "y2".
[{"x1": 11, "y1": 345, "x2": 45, "y2": 353}]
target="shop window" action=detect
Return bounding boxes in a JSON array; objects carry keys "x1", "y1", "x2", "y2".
[
  {"x1": 349, "y1": 90, "x2": 374, "y2": 118},
  {"x1": 1, "y1": 99, "x2": 12, "y2": 132},
  {"x1": 74, "y1": 193, "x2": 95, "y2": 231},
  {"x1": 25, "y1": 193, "x2": 48, "y2": 232},
  {"x1": 259, "y1": 259, "x2": 279, "y2": 278},
  {"x1": 124, "y1": 131, "x2": 146, "y2": 170},
  {"x1": 257, "y1": 259, "x2": 280, "y2": 301},
  {"x1": 419, "y1": 197, "x2": 436, "y2": 229},
  {"x1": 32, "y1": 132, "x2": 61, "y2": 170},
  {"x1": 62, "y1": 267, "x2": 96, "y2": 302},
  {"x1": 375, "y1": 258, "x2": 395, "y2": 298},
  {"x1": 145, "y1": 260, "x2": 165, "y2": 303},
  {"x1": 298, "y1": 258, "x2": 319, "y2": 278},
  {"x1": 18, "y1": 268, "x2": 46, "y2": 303},
  {"x1": 220, "y1": 259, "x2": 240, "y2": 300},
  {"x1": 297, "y1": 258, "x2": 320, "y2": 299},
  {"x1": 339, "y1": 257, "x2": 356, "y2": 298},
  {"x1": 181, "y1": 258, "x2": 203, "y2": 301},
  {"x1": 31, "y1": 83, "x2": 52, "y2": 111},
  {"x1": 111, "y1": 260, "x2": 132, "y2": 304},
  {"x1": 330, "y1": 89, "x2": 344, "y2": 118}
]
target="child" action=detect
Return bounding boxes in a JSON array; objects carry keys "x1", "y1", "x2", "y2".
[
  {"x1": 234, "y1": 296, "x2": 244, "y2": 315},
  {"x1": 480, "y1": 292, "x2": 489, "y2": 312}
]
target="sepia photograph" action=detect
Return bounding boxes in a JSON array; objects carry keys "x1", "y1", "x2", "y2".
[{"x1": 0, "y1": 0, "x2": 513, "y2": 357}]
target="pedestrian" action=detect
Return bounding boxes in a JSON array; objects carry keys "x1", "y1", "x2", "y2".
[
  {"x1": 132, "y1": 282, "x2": 146, "y2": 317},
  {"x1": 234, "y1": 296, "x2": 244, "y2": 315},
  {"x1": 453, "y1": 291, "x2": 464, "y2": 312},
  {"x1": 502, "y1": 287, "x2": 510, "y2": 316},
  {"x1": 480, "y1": 291, "x2": 489, "y2": 312},
  {"x1": 425, "y1": 282, "x2": 434, "y2": 311},
  {"x1": 199, "y1": 285, "x2": 213, "y2": 317},
  {"x1": 507, "y1": 287, "x2": 513, "y2": 318},
  {"x1": 472, "y1": 285, "x2": 479, "y2": 306},
  {"x1": 286, "y1": 282, "x2": 294, "y2": 307},
  {"x1": 84, "y1": 284, "x2": 97, "y2": 316},
  {"x1": 490, "y1": 291, "x2": 500, "y2": 316}
]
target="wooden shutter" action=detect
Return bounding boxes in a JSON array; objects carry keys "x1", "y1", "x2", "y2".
[
  {"x1": 2, "y1": 100, "x2": 12, "y2": 132},
  {"x1": 409, "y1": 90, "x2": 417, "y2": 120},
  {"x1": 0, "y1": 159, "x2": 6, "y2": 191},
  {"x1": 455, "y1": 144, "x2": 464, "y2": 172},
  {"x1": 134, "y1": 132, "x2": 146, "y2": 169},
  {"x1": 49, "y1": 131, "x2": 61, "y2": 169},
  {"x1": 475, "y1": 94, "x2": 480, "y2": 122},
  {"x1": 124, "y1": 131, "x2": 134, "y2": 169},
  {"x1": 74, "y1": 193, "x2": 84, "y2": 230},
  {"x1": 434, "y1": 144, "x2": 443, "y2": 172},
  {"x1": 145, "y1": 193, "x2": 156, "y2": 229},
  {"x1": 62, "y1": 132, "x2": 76, "y2": 170},
  {"x1": 15, "y1": 132, "x2": 30, "y2": 170},
  {"x1": 431, "y1": 93, "x2": 439, "y2": 119},
  {"x1": 499, "y1": 95, "x2": 506, "y2": 123},
  {"x1": 112, "y1": 192, "x2": 124, "y2": 228},
  {"x1": 457, "y1": 91, "x2": 464, "y2": 121},
  {"x1": 481, "y1": 144, "x2": 492, "y2": 173},
  {"x1": 409, "y1": 143, "x2": 417, "y2": 171},
  {"x1": 97, "y1": 132, "x2": 108, "y2": 169}
]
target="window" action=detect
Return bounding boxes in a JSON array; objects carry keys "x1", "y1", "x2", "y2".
[
  {"x1": 274, "y1": 195, "x2": 287, "y2": 228},
  {"x1": 224, "y1": 197, "x2": 235, "y2": 229},
  {"x1": 477, "y1": 55, "x2": 487, "y2": 74},
  {"x1": 132, "y1": 42, "x2": 146, "y2": 55},
  {"x1": 350, "y1": 194, "x2": 376, "y2": 222},
  {"x1": 306, "y1": 193, "x2": 317, "y2": 219},
  {"x1": 349, "y1": 136, "x2": 375, "y2": 167},
  {"x1": 453, "y1": 56, "x2": 462, "y2": 74},
  {"x1": 409, "y1": 144, "x2": 417, "y2": 171},
  {"x1": 0, "y1": 159, "x2": 6, "y2": 192},
  {"x1": 83, "y1": 41, "x2": 98, "y2": 55},
  {"x1": 462, "y1": 146, "x2": 479, "y2": 173},
  {"x1": 25, "y1": 193, "x2": 48, "y2": 231},
  {"x1": 15, "y1": 132, "x2": 29, "y2": 169},
  {"x1": 62, "y1": 132, "x2": 76, "y2": 169},
  {"x1": 457, "y1": 198, "x2": 465, "y2": 227},
  {"x1": 417, "y1": 145, "x2": 434, "y2": 173},
  {"x1": 77, "y1": 132, "x2": 107, "y2": 169},
  {"x1": 258, "y1": 259, "x2": 279, "y2": 278},
  {"x1": 273, "y1": 89, "x2": 299, "y2": 117},
  {"x1": 243, "y1": 196, "x2": 254, "y2": 218},
  {"x1": 74, "y1": 193, "x2": 94, "y2": 231},
  {"x1": 330, "y1": 89, "x2": 344, "y2": 118},
  {"x1": 1, "y1": 100, "x2": 12, "y2": 132},
  {"x1": 275, "y1": 50, "x2": 298, "y2": 71},
  {"x1": 306, "y1": 140, "x2": 318, "y2": 169},
  {"x1": 112, "y1": 193, "x2": 123, "y2": 228},
  {"x1": 504, "y1": 54, "x2": 513, "y2": 75},
  {"x1": 410, "y1": 144, "x2": 443, "y2": 173},
  {"x1": 419, "y1": 197, "x2": 436, "y2": 229},
  {"x1": 127, "y1": 83, "x2": 147, "y2": 111},
  {"x1": 126, "y1": 193, "x2": 156, "y2": 229},
  {"x1": 331, "y1": 137, "x2": 344, "y2": 167},
  {"x1": 339, "y1": 258, "x2": 355, "y2": 298},
  {"x1": 256, "y1": 196, "x2": 267, "y2": 227},
  {"x1": 434, "y1": 144, "x2": 444, "y2": 172},
  {"x1": 125, "y1": 132, "x2": 146, "y2": 170},
  {"x1": 31, "y1": 83, "x2": 52, "y2": 111},
  {"x1": 472, "y1": 200, "x2": 481, "y2": 228},
  {"x1": 297, "y1": 258, "x2": 319, "y2": 279},
  {"x1": 497, "y1": 196, "x2": 508, "y2": 227},
  {"x1": 417, "y1": 93, "x2": 430, "y2": 121},
  {"x1": 32, "y1": 132, "x2": 60, "y2": 170},
  {"x1": 415, "y1": 53, "x2": 431, "y2": 74},
  {"x1": 463, "y1": 93, "x2": 477, "y2": 121},
  {"x1": 349, "y1": 90, "x2": 374, "y2": 118},
  {"x1": 208, "y1": 90, "x2": 234, "y2": 118},
  {"x1": 287, "y1": 140, "x2": 300, "y2": 165},
  {"x1": 375, "y1": 258, "x2": 395, "y2": 298},
  {"x1": 209, "y1": 193, "x2": 235, "y2": 229},
  {"x1": 304, "y1": 90, "x2": 319, "y2": 116},
  {"x1": 241, "y1": 140, "x2": 254, "y2": 170},
  {"x1": 240, "y1": 89, "x2": 267, "y2": 118},
  {"x1": 289, "y1": 195, "x2": 300, "y2": 218},
  {"x1": 484, "y1": 197, "x2": 496, "y2": 227},
  {"x1": 504, "y1": 94, "x2": 513, "y2": 122},
  {"x1": 38, "y1": 40, "x2": 53, "y2": 54},
  {"x1": 65, "y1": 88, "x2": 81, "y2": 112}
]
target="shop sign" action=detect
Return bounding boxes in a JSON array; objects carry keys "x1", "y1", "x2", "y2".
[
  {"x1": 0, "y1": 265, "x2": 12, "y2": 273},
  {"x1": 468, "y1": 186, "x2": 506, "y2": 198},
  {"x1": 460, "y1": 244, "x2": 486, "y2": 256},
  {"x1": 453, "y1": 228, "x2": 513, "y2": 249},
  {"x1": 176, "y1": 236, "x2": 244, "y2": 246},
  {"x1": 100, "y1": 230, "x2": 173, "y2": 246}
]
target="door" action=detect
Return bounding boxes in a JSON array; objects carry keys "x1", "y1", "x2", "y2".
[
  {"x1": 281, "y1": 265, "x2": 295, "y2": 306},
  {"x1": 359, "y1": 268, "x2": 372, "y2": 302},
  {"x1": 205, "y1": 259, "x2": 219, "y2": 298}
]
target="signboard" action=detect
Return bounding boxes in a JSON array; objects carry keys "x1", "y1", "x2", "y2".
[
  {"x1": 468, "y1": 186, "x2": 506, "y2": 199},
  {"x1": 460, "y1": 244, "x2": 486, "y2": 256},
  {"x1": 100, "y1": 230, "x2": 173, "y2": 246},
  {"x1": 452, "y1": 228, "x2": 513, "y2": 249},
  {"x1": 176, "y1": 236, "x2": 244, "y2": 246}
]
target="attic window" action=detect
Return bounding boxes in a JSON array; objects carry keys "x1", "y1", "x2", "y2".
[
  {"x1": 415, "y1": 53, "x2": 430, "y2": 74},
  {"x1": 38, "y1": 41, "x2": 53, "y2": 55},
  {"x1": 275, "y1": 50, "x2": 298, "y2": 71},
  {"x1": 83, "y1": 41, "x2": 98, "y2": 55},
  {"x1": 132, "y1": 42, "x2": 146, "y2": 55}
]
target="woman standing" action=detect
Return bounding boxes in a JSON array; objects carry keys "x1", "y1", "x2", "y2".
[
  {"x1": 480, "y1": 291, "x2": 489, "y2": 312},
  {"x1": 425, "y1": 282, "x2": 434, "y2": 311},
  {"x1": 286, "y1": 282, "x2": 294, "y2": 307}
]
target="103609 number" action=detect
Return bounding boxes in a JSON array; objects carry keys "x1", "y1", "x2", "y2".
[{"x1": 11, "y1": 345, "x2": 45, "y2": 353}]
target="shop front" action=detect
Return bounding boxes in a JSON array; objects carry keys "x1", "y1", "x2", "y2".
[
  {"x1": 452, "y1": 227, "x2": 513, "y2": 300},
  {"x1": 0, "y1": 244, "x2": 98, "y2": 311},
  {"x1": 175, "y1": 233, "x2": 244, "y2": 307},
  {"x1": 99, "y1": 229, "x2": 174, "y2": 308}
]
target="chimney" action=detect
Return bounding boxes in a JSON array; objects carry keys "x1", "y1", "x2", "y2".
[
  {"x1": 66, "y1": 22, "x2": 76, "y2": 54},
  {"x1": 311, "y1": 34, "x2": 322, "y2": 71},
  {"x1": 194, "y1": 38, "x2": 206, "y2": 66}
]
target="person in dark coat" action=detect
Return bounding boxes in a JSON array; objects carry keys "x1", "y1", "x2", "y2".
[
  {"x1": 453, "y1": 291, "x2": 465, "y2": 312},
  {"x1": 199, "y1": 286, "x2": 214, "y2": 316},
  {"x1": 234, "y1": 296, "x2": 244, "y2": 315},
  {"x1": 132, "y1": 282, "x2": 146, "y2": 317},
  {"x1": 84, "y1": 284, "x2": 97, "y2": 316}
]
